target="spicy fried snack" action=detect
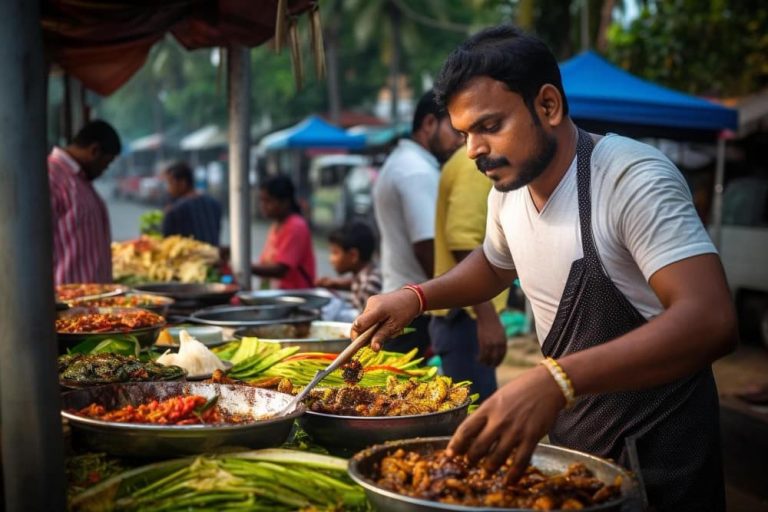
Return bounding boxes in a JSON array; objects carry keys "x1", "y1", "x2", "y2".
[{"x1": 376, "y1": 449, "x2": 622, "y2": 509}]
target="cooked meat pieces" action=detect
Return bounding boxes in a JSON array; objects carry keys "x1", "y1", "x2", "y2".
[{"x1": 375, "y1": 449, "x2": 622, "y2": 510}]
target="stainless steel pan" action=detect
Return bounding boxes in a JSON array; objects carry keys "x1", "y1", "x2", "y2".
[
  {"x1": 298, "y1": 400, "x2": 470, "y2": 457},
  {"x1": 348, "y1": 437, "x2": 642, "y2": 512},
  {"x1": 61, "y1": 382, "x2": 304, "y2": 458}
]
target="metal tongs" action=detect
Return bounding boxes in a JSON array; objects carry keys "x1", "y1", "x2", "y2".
[{"x1": 278, "y1": 324, "x2": 379, "y2": 416}]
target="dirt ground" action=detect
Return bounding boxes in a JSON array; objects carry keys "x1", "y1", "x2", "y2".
[{"x1": 495, "y1": 336, "x2": 768, "y2": 511}]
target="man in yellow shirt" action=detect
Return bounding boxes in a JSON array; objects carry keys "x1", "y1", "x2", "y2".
[{"x1": 431, "y1": 145, "x2": 508, "y2": 401}]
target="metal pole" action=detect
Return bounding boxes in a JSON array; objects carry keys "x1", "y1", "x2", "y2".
[
  {"x1": 581, "y1": 0, "x2": 590, "y2": 51},
  {"x1": 710, "y1": 136, "x2": 726, "y2": 250},
  {"x1": 68, "y1": 75, "x2": 85, "y2": 135},
  {"x1": 0, "y1": 0, "x2": 66, "y2": 510},
  {"x1": 227, "y1": 45, "x2": 252, "y2": 289}
]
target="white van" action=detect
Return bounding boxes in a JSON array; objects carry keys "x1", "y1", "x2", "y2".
[{"x1": 308, "y1": 154, "x2": 377, "y2": 229}]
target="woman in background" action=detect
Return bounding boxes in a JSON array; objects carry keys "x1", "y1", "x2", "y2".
[{"x1": 252, "y1": 175, "x2": 316, "y2": 289}]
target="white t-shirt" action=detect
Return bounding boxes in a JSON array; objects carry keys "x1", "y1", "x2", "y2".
[
  {"x1": 483, "y1": 134, "x2": 717, "y2": 342},
  {"x1": 374, "y1": 139, "x2": 440, "y2": 292}
]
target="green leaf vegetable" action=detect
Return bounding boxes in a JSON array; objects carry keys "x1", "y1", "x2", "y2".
[{"x1": 71, "y1": 449, "x2": 368, "y2": 511}]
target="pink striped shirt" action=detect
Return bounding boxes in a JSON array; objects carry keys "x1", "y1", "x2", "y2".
[{"x1": 49, "y1": 147, "x2": 112, "y2": 285}]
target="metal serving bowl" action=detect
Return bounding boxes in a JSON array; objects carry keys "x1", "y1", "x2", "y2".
[
  {"x1": 74, "y1": 293, "x2": 175, "y2": 316},
  {"x1": 348, "y1": 437, "x2": 642, "y2": 512},
  {"x1": 189, "y1": 300, "x2": 306, "y2": 326},
  {"x1": 61, "y1": 382, "x2": 305, "y2": 458},
  {"x1": 236, "y1": 289, "x2": 333, "y2": 311},
  {"x1": 56, "y1": 307, "x2": 166, "y2": 353},
  {"x1": 298, "y1": 400, "x2": 470, "y2": 457},
  {"x1": 133, "y1": 282, "x2": 240, "y2": 306},
  {"x1": 233, "y1": 320, "x2": 352, "y2": 353}
]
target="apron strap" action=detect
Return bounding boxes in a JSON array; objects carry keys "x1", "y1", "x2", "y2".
[{"x1": 575, "y1": 128, "x2": 601, "y2": 268}]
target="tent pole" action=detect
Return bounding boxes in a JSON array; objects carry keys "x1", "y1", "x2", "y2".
[
  {"x1": 227, "y1": 45, "x2": 252, "y2": 289},
  {"x1": 711, "y1": 136, "x2": 726, "y2": 250},
  {"x1": 0, "y1": 0, "x2": 66, "y2": 509}
]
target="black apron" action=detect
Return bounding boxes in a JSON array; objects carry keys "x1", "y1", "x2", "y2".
[{"x1": 540, "y1": 129, "x2": 725, "y2": 511}]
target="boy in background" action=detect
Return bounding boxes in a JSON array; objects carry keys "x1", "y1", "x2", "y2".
[{"x1": 316, "y1": 221, "x2": 382, "y2": 312}]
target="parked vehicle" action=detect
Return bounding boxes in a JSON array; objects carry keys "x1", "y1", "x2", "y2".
[
  {"x1": 309, "y1": 155, "x2": 377, "y2": 229},
  {"x1": 719, "y1": 175, "x2": 768, "y2": 346}
]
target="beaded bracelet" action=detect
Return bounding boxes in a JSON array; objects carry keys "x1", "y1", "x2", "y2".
[
  {"x1": 402, "y1": 283, "x2": 426, "y2": 314},
  {"x1": 540, "y1": 357, "x2": 576, "y2": 408}
]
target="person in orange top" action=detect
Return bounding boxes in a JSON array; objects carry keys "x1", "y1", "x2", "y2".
[{"x1": 252, "y1": 175, "x2": 316, "y2": 289}]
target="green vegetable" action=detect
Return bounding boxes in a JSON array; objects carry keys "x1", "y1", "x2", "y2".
[
  {"x1": 71, "y1": 449, "x2": 368, "y2": 511},
  {"x1": 139, "y1": 210, "x2": 163, "y2": 236},
  {"x1": 69, "y1": 335, "x2": 140, "y2": 357}
]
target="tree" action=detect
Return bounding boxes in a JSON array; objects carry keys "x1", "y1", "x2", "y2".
[{"x1": 605, "y1": 0, "x2": 768, "y2": 97}]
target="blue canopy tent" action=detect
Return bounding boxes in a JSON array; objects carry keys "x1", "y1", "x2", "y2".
[
  {"x1": 559, "y1": 51, "x2": 739, "y2": 246},
  {"x1": 560, "y1": 50, "x2": 738, "y2": 141},
  {"x1": 259, "y1": 115, "x2": 366, "y2": 150}
]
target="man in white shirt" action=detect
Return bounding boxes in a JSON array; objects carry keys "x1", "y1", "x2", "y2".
[
  {"x1": 354, "y1": 25, "x2": 736, "y2": 510},
  {"x1": 372, "y1": 90, "x2": 462, "y2": 355}
]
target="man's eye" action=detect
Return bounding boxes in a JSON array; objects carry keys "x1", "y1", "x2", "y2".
[{"x1": 482, "y1": 123, "x2": 500, "y2": 133}]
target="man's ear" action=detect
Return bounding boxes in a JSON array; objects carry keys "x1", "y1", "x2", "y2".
[
  {"x1": 86, "y1": 142, "x2": 102, "y2": 159},
  {"x1": 536, "y1": 84, "x2": 565, "y2": 127},
  {"x1": 349, "y1": 247, "x2": 360, "y2": 265},
  {"x1": 420, "y1": 113, "x2": 438, "y2": 135}
]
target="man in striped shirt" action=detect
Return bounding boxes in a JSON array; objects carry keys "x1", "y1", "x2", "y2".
[
  {"x1": 161, "y1": 161, "x2": 222, "y2": 246},
  {"x1": 48, "y1": 120, "x2": 121, "y2": 285}
]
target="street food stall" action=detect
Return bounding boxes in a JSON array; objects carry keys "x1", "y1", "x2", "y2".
[{"x1": 2, "y1": 5, "x2": 740, "y2": 512}]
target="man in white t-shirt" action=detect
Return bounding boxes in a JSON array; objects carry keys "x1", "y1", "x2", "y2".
[
  {"x1": 354, "y1": 25, "x2": 736, "y2": 510},
  {"x1": 373, "y1": 89, "x2": 462, "y2": 355}
]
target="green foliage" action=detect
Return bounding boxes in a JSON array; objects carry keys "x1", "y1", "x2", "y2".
[{"x1": 606, "y1": 0, "x2": 768, "y2": 97}]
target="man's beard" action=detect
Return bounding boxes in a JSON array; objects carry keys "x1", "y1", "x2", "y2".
[{"x1": 476, "y1": 126, "x2": 558, "y2": 192}]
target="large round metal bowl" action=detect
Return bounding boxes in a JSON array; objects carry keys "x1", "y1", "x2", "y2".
[
  {"x1": 74, "y1": 293, "x2": 175, "y2": 316},
  {"x1": 348, "y1": 437, "x2": 642, "y2": 512},
  {"x1": 233, "y1": 320, "x2": 352, "y2": 353},
  {"x1": 189, "y1": 301, "x2": 305, "y2": 326},
  {"x1": 236, "y1": 288, "x2": 333, "y2": 311},
  {"x1": 55, "y1": 283, "x2": 129, "y2": 303},
  {"x1": 298, "y1": 400, "x2": 470, "y2": 457},
  {"x1": 61, "y1": 382, "x2": 305, "y2": 458},
  {"x1": 133, "y1": 282, "x2": 240, "y2": 306},
  {"x1": 56, "y1": 306, "x2": 166, "y2": 353}
]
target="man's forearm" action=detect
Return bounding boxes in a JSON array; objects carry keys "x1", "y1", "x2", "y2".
[{"x1": 421, "y1": 248, "x2": 515, "y2": 311}]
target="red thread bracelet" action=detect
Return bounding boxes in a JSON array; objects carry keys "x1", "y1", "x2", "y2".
[{"x1": 402, "y1": 283, "x2": 427, "y2": 314}]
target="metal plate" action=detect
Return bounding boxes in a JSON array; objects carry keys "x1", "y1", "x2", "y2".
[
  {"x1": 56, "y1": 283, "x2": 129, "y2": 303},
  {"x1": 348, "y1": 437, "x2": 641, "y2": 512},
  {"x1": 133, "y1": 282, "x2": 239, "y2": 305},
  {"x1": 61, "y1": 382, "x2": 305, "y2": 458},
  {"x1": 56, "y1": 307, "x2": 166, "y2": 352},
  {"x1": 236, "y1": 288, "x2": 333, "y2": 311},
  {"x1": 189, "y1": 302, "x2": 303, "y2": 326},
  {"x1": 215, "y1": 307, "x2": 321, "y2": 329},
  {"x1": 233, "y1": 321, "x2": 352, "y2": 353},
  {"x1": 298, "y1": 400, "x2": 470, "y2": 457},
  {"x1": 75, "y1": 293, "x2": 175, "y2": 316}
]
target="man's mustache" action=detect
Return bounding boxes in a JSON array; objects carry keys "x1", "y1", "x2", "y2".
[{"x1": 475, "y1": 155, "x2": 510, "y2": 172}]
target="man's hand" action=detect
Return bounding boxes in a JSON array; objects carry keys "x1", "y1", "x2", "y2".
[
  {"x1": 351, "y1": 289, "x2": 421, "y2": 351},
  {"x1": 447, "y1": 365, "x2": 565, "y2": 480},
  {"x1": 474, "y1": 306, "x2": 507, "y2": 367}
]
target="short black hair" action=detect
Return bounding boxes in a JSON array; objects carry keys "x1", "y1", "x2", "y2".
[
  {"x1": 411, "y1": 89, "x2": 449, "y2": 134},
  {"x1": 261, "y1": 174, "x2": 301, "y2": 214},
  {"x1": 71, "y1": 119, "x2": 122, "y2": 155},
  {"x1": 434, "y1": 24, "x2": 568, "y2": 117},
  {"x1": 165, "y1": 161, "x2": 194, "y2": 186},
  {"x1": 328, "y1": 221, "x2": 377, "y2": 262}
]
